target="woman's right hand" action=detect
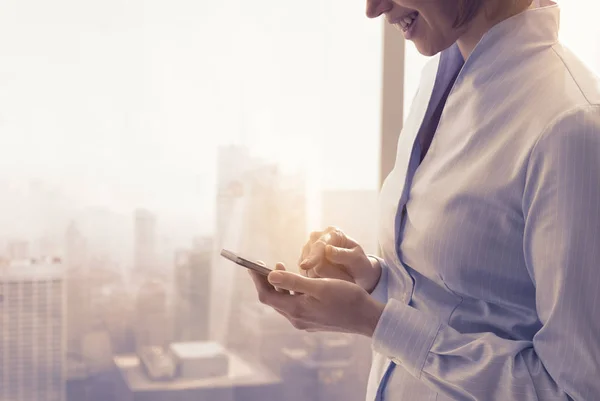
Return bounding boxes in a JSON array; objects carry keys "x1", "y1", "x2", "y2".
[{"x1": 298, "y1": 227, "x2": 382, "y2": 293}]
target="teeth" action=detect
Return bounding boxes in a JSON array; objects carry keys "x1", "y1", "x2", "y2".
[
  {"x1": 393, "y1": 12, "x2": 418, "y2": 32},
  {"x1": 399, "y1": 13, "x2": 417, "y2": 31}
]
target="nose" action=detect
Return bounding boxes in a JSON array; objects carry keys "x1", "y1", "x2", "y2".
[{"x1": 366, "y1": 0, "x2": 393, "y2": 19}]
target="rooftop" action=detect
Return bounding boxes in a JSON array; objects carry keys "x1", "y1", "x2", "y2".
[
  {"x1": 0, "y1": 258, "x2": 64, "y2": 281},
  {"x1": 114, "y1": 346, "x2": 280, "y2": 393}
]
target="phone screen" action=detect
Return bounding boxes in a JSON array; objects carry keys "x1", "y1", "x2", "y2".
[{"x1": 220, "y1": 249, "x2": 273, "y2": 276}]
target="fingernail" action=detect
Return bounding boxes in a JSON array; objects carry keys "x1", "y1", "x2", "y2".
[
  {"x1": 268, "y1": 271, "x2": 284, "y2": 284},
  {"x1": 299, "y1": 259, "x2": 310, "y2": 268}
]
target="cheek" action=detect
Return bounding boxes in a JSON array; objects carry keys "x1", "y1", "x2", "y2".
[
  {"x1": 412, "y1": 24, "x2": 457, "y2": 56},
  {"x1": 420, "y1": 0, "x2": 460, "y2": 33},
  {"x1": 415, "y1": 6, "x2": 462, "y2": 54}
]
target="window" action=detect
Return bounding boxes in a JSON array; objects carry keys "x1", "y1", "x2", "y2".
[
  {"x1": 404, "y1": 42, "x2": 431, "y2": 123},
  {"x1": 559, "y1": 0, "x2": 600, "y2": 74},
  {"x1": 0, "y1": 1, "x2": 383, "y2": 400}
]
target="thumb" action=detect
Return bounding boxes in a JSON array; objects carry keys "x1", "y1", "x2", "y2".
[
  {"x1": 267, "y1": 271, "x2": 322, "y2": 295},
  {"x1": 325, "y1": 245, "x2": 357, "y2": 265}
]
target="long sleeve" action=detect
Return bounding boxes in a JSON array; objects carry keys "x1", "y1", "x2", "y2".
[
  {"x1": 372, "y1": 105, "x2": 600, "y2": 401},
  {"x1": 368, "y1": 255, "x2": 390, "y2": 304}
]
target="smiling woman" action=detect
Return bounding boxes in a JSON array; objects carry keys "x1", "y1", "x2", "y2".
[{"x1": 251, "y1": 1, "x2": 600, "y2": 401}]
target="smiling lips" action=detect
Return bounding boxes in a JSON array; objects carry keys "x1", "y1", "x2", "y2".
[{"x1": 391, "y1": 11, "x2": 419, "y2": 32}]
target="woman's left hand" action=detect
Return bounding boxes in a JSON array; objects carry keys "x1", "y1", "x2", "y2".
[{"x1": 248, "y1": 263, "x2": 385, "y2": 337}]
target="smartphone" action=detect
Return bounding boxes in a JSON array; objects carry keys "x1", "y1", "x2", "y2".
[{"x1": 220, "y1": 249, "x2": 273, "y2": 276}]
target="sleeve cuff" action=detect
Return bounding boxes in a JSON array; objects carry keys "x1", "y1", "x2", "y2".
[
  {"x1": 367, "y1": 255, "x2": 389, "y2": 304},
  {"x1": 372, "y1": 299, "x2": 441, "y2": 378}
]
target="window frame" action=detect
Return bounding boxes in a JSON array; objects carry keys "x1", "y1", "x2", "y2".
[{"x1": 379, "y1": 23, "x2": 405, "y2": 188}]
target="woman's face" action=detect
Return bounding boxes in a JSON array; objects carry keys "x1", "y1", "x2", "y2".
[{"x1": 367, "y1": 0, "x2": 468, "y2": 56}]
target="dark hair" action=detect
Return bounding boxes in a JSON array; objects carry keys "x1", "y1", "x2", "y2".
[
  {"x1": 454, "y1": 0, "x2": 484, "y2": 28},
  {"x1": 454, "y1": 0, "x2": 532, "y2": 29}
]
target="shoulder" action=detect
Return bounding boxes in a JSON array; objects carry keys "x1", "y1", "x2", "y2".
[
  {"x1": 538, "y1": 104, "x2": 600, "y2": 147},
  {"x1": 515, "y1": 42, "x2": 600, "y2": 150},
  {"x1": 528, "y1": 104, "x2": 600, "y2": 179},
  {"x1": 548, "y1": 42, "x2": 600, "y2": 107}
]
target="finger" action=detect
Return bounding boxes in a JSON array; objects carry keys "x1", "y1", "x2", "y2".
[
  {"x1": 254, "y1": 260, "x2": 278, "y2": 288},
  {"x1": 325, "y1": 245, "x2": 360, "y2": 266},
  {"x1": 299, "y1": 242, "x2": 310, "y2": 266},
  {"x1": 313, "y1": 263, "x2": 354, "y2": 282},
  {"x1": 300, "y1": 235, "x2": 330, "y2": 269},
  {"x1": 301, "y1": 228, "x2": 353, "y2": 269},
  {"x1": 310, "y1": 230, "x2": 324, "y2": 242},
  {"x1": 249, "y1": 270, "x2": 301, "y2": 310},
  {"x1": 267, "y1": 271, "x2": 323, "y2": 296},
  {"x1": 307, "y1": 268, "x2": 319, "y2": 279},
  {"x1": 298, "y1": 230, "x2": 324, "y2": 267},
  {"x1": 248, "y1": 269, "x2": 274, "y2": 294},
  {"x1": 273, "y1": 263, "x2": 289, "y2": 294}
]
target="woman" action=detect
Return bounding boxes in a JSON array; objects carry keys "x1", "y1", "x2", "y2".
[{"x1": 248, "y1": 0, "x2": 600, "y2": 400}]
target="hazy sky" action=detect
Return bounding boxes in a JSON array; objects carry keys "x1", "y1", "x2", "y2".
[
  {"x1": 0, "y1": 0, "x2": 383, "y2": 226},
  {"x1": 2, "y1": 0, "x2": 595, "y2": 233}
]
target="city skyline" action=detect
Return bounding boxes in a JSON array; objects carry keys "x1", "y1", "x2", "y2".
[{"x1": 0, "y1": 146, "x2": 380, "y2": 400}]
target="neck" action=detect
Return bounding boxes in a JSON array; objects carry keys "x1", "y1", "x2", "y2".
[{"x1": 457, "y1": 0, "x2": 535, "y2": 59}]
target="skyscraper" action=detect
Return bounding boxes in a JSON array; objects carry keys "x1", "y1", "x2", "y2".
[
  {"x1": 211, "y1": 145, "x2": 250, "y2": 342},
  {"x1": 134, "y1": 209, "x2": 157, "y2": 274},
  {"x1": 6, "y1": 240, "x2": 29, "y2": 260},
  {"x1": 238, "y1": 302, "x2": 305, "y2": 374},
  {"x1": 0, "y1": 258, "x2": 66, "y2": 401},
  {"x1": 64, "y1": 222, "x2": 90, "y2": 356},
  {"x1": 215, "y1": 145, "x2": 250, "y2": 252},
  {"x1": 64, "y1": 222, "x2": 87, "y2": 269},
  {"x1": 133, "y1": 278, "x2": 169, "y2": 352},
  {"x1": 173, "y1": 237, "x2": 212, "y2": 342},
  {"x1": 222, "y1": 163, "x2": 307, "y2": 354}
]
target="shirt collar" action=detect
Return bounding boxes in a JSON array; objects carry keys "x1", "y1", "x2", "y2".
[{"x1": 456, "y1": 0, "x2": 560, "y2": 83}]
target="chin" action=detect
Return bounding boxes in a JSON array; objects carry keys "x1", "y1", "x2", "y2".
[
  {"x1": 414, "y1": 38, "x2": 455, "y2": 57},
  {"x1": 414, "y1": 41, "x2": 441, "y2": 57}
]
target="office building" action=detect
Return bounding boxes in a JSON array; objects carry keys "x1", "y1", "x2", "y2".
[
  {"x1": 134, "y1": 209, "x2": 157, "y2": 273},
  {"x1": 6, "y1": 240, "x2": 29, "y2": 260},
  {"x1": 221, "y1": 163, "x2": 307, "y2": 354},
  {"x1": 133, "y1": 278, "x2": 169, "y2": 352},
  {"x1": 113, "y1": 347, "x2": 282, "y2": 401},
  {"x1": 280, "y1": 333, "x2": 365, "y2": 401},
  {"x1": 238, "y1": 302, "x2": 304, "y2": 374},
  {"x1": 64, "y1": 222, "x2": 91, "y2": 356},
  {"x1": 211, "y1": 145, "x2": 251, "y2": 342},
  {"x1": 64, "y1": 222, "x2": 87, "y2": 269},
  {"x1": 173, "y1": 237, "x2": 212, "y2": 342},
  {"x1": 0, "y1": 258, "x2": 66, "y2": 401},
  {"x1": 168, "y1": 342, "x2": 228, "y2": 379},
  {"x1": 215, "y1": 146, "x2": 250, "y2": 251}
]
